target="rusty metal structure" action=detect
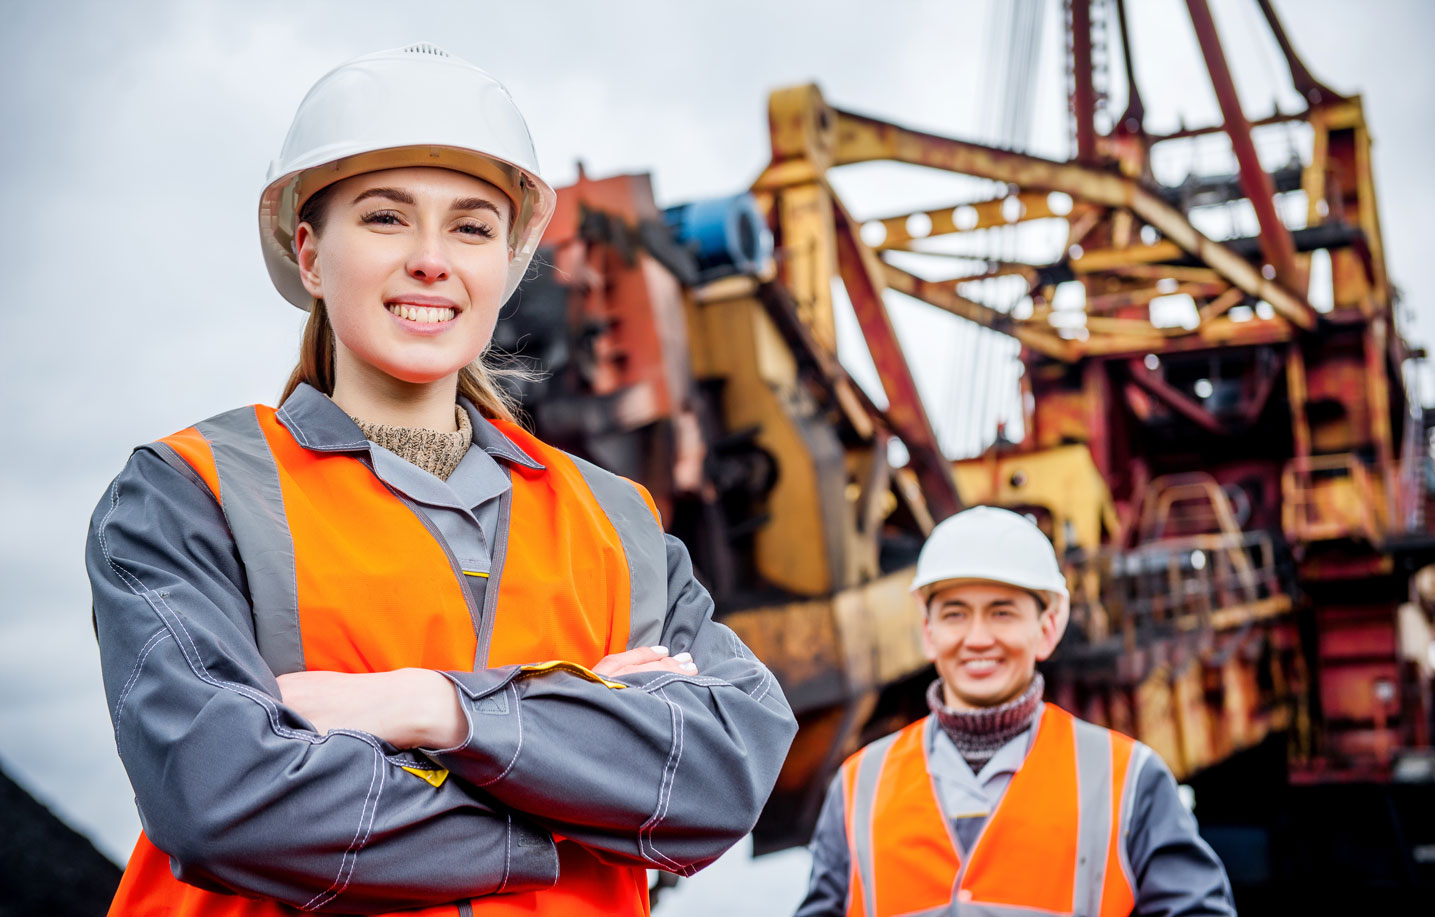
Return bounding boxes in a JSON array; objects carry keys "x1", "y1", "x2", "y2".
[{"x1": 493, "y1": 0, "x2": 1435, "y2": 904}]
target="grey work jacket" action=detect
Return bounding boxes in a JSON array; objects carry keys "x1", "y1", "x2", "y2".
[
  {"x1": 86, "y1": 385, "x2": 797, "y2": 912},
  {"x1": 796, "y1": 712, "x2": 1236, "y2": 917}
]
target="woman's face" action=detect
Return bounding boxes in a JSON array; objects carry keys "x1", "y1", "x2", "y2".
[{"x1": 295, "y1": 167, "x2": 513, "y2": 388}]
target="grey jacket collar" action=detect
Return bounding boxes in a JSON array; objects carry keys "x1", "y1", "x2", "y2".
[{"x1": 277, "y1": 382, "x2": 544, "y2": 470}]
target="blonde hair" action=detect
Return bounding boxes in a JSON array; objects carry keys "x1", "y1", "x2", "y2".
[{"x1": 279, "y1": 182, "x2": 527, "y2": 423}]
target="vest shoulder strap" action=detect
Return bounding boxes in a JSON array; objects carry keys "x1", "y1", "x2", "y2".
[
  {"x1": 566, "y1": 454, "x2": 667, "y2": 651},
  {"x1": 1068, "y1": 712, "x2": 1117, "y2": 916},
  {"x1": 177, "y1": 405, "x2": 305, "y2": 675},
  {"x1": 844, "y1": 719, "x2": 927, "y2": 917}
]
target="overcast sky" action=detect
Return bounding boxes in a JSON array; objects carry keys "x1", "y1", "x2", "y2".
[{"x1": 2, "y1": 0, "x2": 1431, "y2": 909}]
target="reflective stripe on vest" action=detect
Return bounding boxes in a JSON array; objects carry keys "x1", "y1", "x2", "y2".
[
  {"x1": 842, "y1": 705, "x2": 1139, "y2": 917},
  {"x1": 114, "y1": 404, "x2": 667, "y2": 917}
]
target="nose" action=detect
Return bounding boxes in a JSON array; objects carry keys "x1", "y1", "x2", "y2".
[
  {"x1": 406, "y1": 230, "x2": 450, "y2": 284},
  {"x1": 963, "y1": 614, "x2": 996, "y2": 648}
]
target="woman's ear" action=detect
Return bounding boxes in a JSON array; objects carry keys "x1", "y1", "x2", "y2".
[{"x1": 295, "y1": 223, "x2": 323, "y2": 299}]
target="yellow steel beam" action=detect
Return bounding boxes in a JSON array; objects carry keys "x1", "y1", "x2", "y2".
[
  {"x1": 1079, "y1": 315, "x2": 1292, "y2": 356},
  {"x1": 817, "y1": 98, "x2": 1319, "y2": 331},
  {"x1": 884, "y1": 255, "x2": 1042, "y2": 287},
  {"x1": 885, "y1": 265, "x2": 1286, "y2": 360},
  {"x1": 952, "y1": 262, "x2": 1042, "y2": 284},
  {"x1": 880, "y1": 262, "x2": 1077, "y2": 362},
  {"x1": 1071, "y1": 241, "x2": 1185, "y2": 273},
  {"x1": 774, "y1": 182, "x2": 840, "y2": 353},
  {"x1": 872, "y1": 192, "x2": 1094, "y2": 249},
  {"x1": 1086, "y1": 281, "x2": 1228, "y2": 314},
  {"x1": 1197, "y1": 287, "x2": 1248, "y2": 323},
  {"x1": 1343, "y1": 100, "x2": 1390, "y2": 306},
  {"x1": 1103, "y1": 263, "x2": 1225, "y2": 285},
  {"x1": 1081, "y1": 314, "x2": 1185, "y2": 335}
]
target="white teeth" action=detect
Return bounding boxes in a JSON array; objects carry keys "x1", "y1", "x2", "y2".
[
  {"x1": 963, "y1": 659, "x2": 999, "y2": 674},
  {"x1": 387, "y1": 304, "x2": 455, "y2": 323}
]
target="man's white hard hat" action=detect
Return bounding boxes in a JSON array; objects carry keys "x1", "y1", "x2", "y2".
[
  {"x1": 912, "y1": 506, "x2": 1070, "y2": 601},
  {"x1": 259, "y1": 43, "x2": 557, "y2": 309}
]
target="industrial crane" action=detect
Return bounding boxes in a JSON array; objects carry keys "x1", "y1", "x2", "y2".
[{"x1": 493, "y1": 0, "x2": 1434, "y2": 907}]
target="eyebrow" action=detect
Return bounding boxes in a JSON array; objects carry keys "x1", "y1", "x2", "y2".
[
  {"x1": 351, "y1": 187, "x2": 414, "y2": 206},
  {"x1": 349, "y1": 188, "x2": 504, "y2": 223},
  {"x1": 939, "y1": 598, "x2": 1018, "y2": 609},
  {"x1": 451, "y1": 196, "x2": 504, "y2": 219}
]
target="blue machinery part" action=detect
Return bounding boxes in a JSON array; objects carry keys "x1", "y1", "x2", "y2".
[{"x1": 664, "y1": 193, "x2": 774, "y2": 279}]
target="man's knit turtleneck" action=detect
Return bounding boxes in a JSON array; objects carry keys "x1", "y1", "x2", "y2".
[
  {"x1": 351, "y1": 405, "x2": 472, "y2": 481},
  {"x1": 927, "y1": 672, "x2": 1044, "y2": 773}
]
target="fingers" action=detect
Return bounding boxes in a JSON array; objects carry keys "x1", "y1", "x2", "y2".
[
  {"x1": 592, "y1": 646, "x2": 698, "y2": 677},
  {"x1": 593, "y1": 645, "x2": 667, "y2": 676},
  {"x1": 607, "y1": 655, "x2": 695, "y2": 677}
]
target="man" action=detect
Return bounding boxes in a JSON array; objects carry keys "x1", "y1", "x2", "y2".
[{"x1": 796, "y1": 506, "x2": 1235, "y2": 916}]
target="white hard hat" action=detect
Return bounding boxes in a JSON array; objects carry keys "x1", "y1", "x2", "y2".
[
  {"x1": 912, "y1": 506, "x2": 1069, "y2": 600},
  {"x1": 259, "y1": 43, "x2": 557, "y2": 309}
]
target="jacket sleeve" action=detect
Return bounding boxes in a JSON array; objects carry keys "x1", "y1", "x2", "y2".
[
  {"x1": 88, "y1": 447, "x2": 559, "y2": 913},
  {"x1": 794, "y1": 775, "x2": 851, "y2": 917},
  {"x1": 1126, "y1": 747, "x2": 1237, "y2": 916},
  {"x1": 431, "y1": 533, "x2": 799, "y2": 876}
]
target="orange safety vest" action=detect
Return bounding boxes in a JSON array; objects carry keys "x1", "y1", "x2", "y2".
[
  {"x1": 109, "y1": 404, "x2": 659, "y2": 916},
  {"x1": 840, "y1": 704, "x2": 1139, "y2": 917}
]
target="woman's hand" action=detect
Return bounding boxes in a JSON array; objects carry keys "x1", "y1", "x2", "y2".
[
  {"x1": 592, "y1": 645, "x2": 698, "y2": 678},
  {"x1": 276, "y1": 650, "x2": 694, "y2": 748},
  {"x1": 276, "y1": 668, "x2": 468, "y2": 749}
]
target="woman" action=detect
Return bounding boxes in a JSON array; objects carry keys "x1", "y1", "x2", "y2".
[{"x1": 86, "y1": 44, "x2": 796, "y2": 916}]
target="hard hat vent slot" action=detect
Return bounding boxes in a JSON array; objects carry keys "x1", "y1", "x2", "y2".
[{"x1": 402, "y1": 43, "x2": 450, "y2": 57}]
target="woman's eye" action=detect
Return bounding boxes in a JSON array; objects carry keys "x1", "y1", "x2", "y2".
[
  {"x1": 360, "y1": 209, "x2": 404, "y2": 226},
  {"x1": 457, "y1": 221, "x2": 498, "y2": 239}
]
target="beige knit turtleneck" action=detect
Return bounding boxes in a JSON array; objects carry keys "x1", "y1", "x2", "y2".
[{"x1": 351, "y1": 405, "x2": 472, "y2": 481}]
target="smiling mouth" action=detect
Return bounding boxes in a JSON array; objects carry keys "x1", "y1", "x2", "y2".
[
  {"x1": 960, "y1": 659, "x2": 1002, "y2": 675},
  {"x1": 387, "y1": 303, "x2": 456, "y2": 324}
]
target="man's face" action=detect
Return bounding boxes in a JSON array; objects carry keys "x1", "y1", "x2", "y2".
[{"x1": 921, "y1": 581, "x2": 1061, "y2": 711}]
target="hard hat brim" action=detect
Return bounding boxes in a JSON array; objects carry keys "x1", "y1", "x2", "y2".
[{"x1": 913, "y1": 576, "x2": 1064, "y2": 604}]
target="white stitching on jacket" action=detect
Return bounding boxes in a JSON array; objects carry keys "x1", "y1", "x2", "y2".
[
  {"x1": 113, "y1": 629, "x2": 168, "y2": 734},
  {"x1": 473, "y1": 682, "x2": 524, "y2": 787},
  {"x1": 635, "y1": 674, "x2": 728, "y2": 692},
  {"x1": 150, "y1": 588, "x2": 389, "y2": 908},
  {"x1": 638, "y1": 686, "x2": 686, "y2": 872},
  {"x1": 751, "y1": 666, "x2": 775, "y2": 704},
  {"x1": 104, "y1": 478, "x2": 350, "y2": 744},
  {"x1": 99, "y1": 475, "x2": 389, "y2": 908},
  {"x1": 496, "y1": 812, "x2": 512, "y2": 894},
  {"x1": 278, "y1": 403, "x2": 367, "y2": 451},
  {"x1": 300, "y1": 746, "x2": 385, "y2": 911},
  {"x1": 277, "y1": 405, "x2": 312, "y2": 447}
]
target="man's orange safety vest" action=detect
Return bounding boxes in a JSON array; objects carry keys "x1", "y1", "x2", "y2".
[
  {"x1": 108, "y1": 404, "x2": 656, "y2": 916},
  {"x1": 840, "y1": 704, "x2": 1139, "y2": 917}
]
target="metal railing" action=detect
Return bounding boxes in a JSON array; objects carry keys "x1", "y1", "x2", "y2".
[
  {"x1": 1066, "y1": 472, "x2": 1291, "y2": 643},
  {"x1": 1068, "y1": 531, "x2": 1286, "y2": 643},
  {"x1": 1280, "y1": 453, "x2": 1382, "y2": 544}
]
